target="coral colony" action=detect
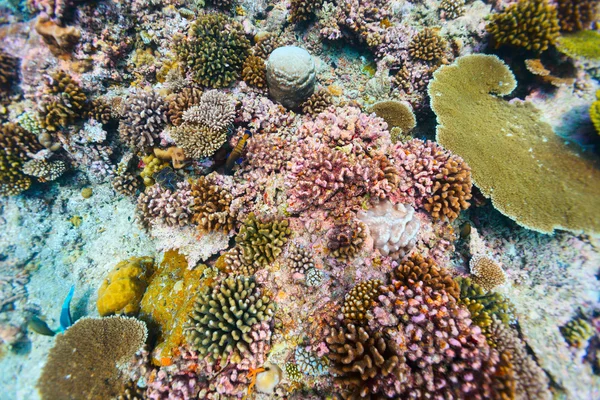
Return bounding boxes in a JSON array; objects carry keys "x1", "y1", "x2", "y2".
[{"x1": 1, "y1": 0, "x2": 600, "y2": 399}]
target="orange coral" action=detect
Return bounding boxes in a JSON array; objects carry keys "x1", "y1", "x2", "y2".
[{"x1": 34, "y1": 17, "x2": 80, "y2": 56}]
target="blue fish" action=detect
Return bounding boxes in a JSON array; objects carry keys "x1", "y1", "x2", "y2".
[{"x1": 59, "y1": 285, "x2": 75, "y2": 332}]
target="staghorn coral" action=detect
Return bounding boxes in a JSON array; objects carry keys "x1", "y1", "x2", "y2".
[
  {"x1": 287, "y1": 245, "x2": 315, "y2": 275},
  {"x1": 118, "y1": 90, "x2": 168, "y2": 153},
  {"x1": 39, "y1": 70, "x2": 87, "y2": 132},
  {"x1": 242, "y1": 55, "x2": 267, "y2": 88},
  {"x1": 423, "y1": 155, "x2": 472, "y2": 221},
  {"x1": 357, "y1": 200, "x2": 420, "y2": 258},
  {"x1": 488, "y1": 317, "x2": 551, "y2": 400},
  {"x1": 440, "y1": 0, "x2": 465, "y2": 19},
  {"x1": 556, "y1": 0, "x2": 599, "y2": 32},
  {"x1": 409, "y1": 28, "x2": 447, "y2": 62},
  {"x1": 175, "y1": 13, "x2": 250, "y2": 88},
  {"x1": 112, "y1": 173, "x2": 141, "y2": 196},
  {"x1": 167, "y1": 88, "x2": 203, "y2": 126},
  {"x1": 137, "y1": 181, "x2": 195, "y2": 228},
  {"x1": 430, "y1": 54, "x2": 600, "y2": 234},
  {"x1": 290, "y1": 0, "x2": 324, "y2": 23},
  {"x1": 97, "y1": 257, "x2": 155, "y2": 317},
  {"x1": 561, "y1": 317, "x2": 595, "y2": 348},
  {"x1": 342, "y1": 279, "x2": 383, "y2": 323},
  {"x1": 326, "y1": 323, "x2": 405, "y2": 398},
  {"x1": 21, "y1": 159, "x2": 66, "y2": 182},
  {"x1": 0, "y1": 50, "x2": 18, "y2": 93},
  {"x1": 470, "y1": 255, "x2": 506, "y2": 291},
  {"x1": 190, "y1": 175, "x2": 236, "y2": 233},
  {"x1": 37, "y1": 316, "x2": 148, "y2": 400},
  {"x1": 181, "y1": 90, "x2": 235, "y2": 133},
  {"x1": 392, "y1": 253, "x2": 460, "y2": 300},
  {"x1": 184, "y1": 275, "x2": 274, "y2": 363},
  {"x1": 487, "y1": 0, "x2": 560, "y2": 52},
  {"x1": 457, "y1": 277, "x2": 513, "y2": 333},
  {"x1": 327, "y1": 218, "x2": 366, "y2": 260},
  {"x1": 300, "y1": 89, "x2": 333, "y2": 115}
]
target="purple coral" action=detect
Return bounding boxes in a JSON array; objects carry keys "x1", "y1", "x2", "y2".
[{"x1": 137, "y1": 181, "x2": 195, "y2": 228}]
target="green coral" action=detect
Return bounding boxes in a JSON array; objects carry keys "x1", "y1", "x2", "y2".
[
  {"x1": 456, "y1": 277, "x2": 513, "y2": 337},
  {"x1": 185, "y1": 275, "x2": 274, "y2": 362},
  {"x1": 591, "y1": 90, "x2": 600, "y2": 135},
  {"x1": 430, "y1": 54, "x2": 600, "y2": 234},
  {"x1": 175, "y1": 13, "x2": 250, "y2": 88},
  {"x1": 556, "y1": 30, "x2": 600, "y2": 61},
  {"x1": 561, "y1": 317, "x2": 595, "y2": 348},
  {"x1": 0, "y1": 150, "x2": 31, "y2": 196},
  {"x1": 486, "y1": 0, "x2": 560, "y2": 52}
]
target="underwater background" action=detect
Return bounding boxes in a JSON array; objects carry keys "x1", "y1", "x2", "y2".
[{"x1": 0, "y1": 0, "x2": 599, "y2": 399}]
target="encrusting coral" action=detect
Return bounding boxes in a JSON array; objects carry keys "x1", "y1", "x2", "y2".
[
  {"x1": 190, "y1": 175, "x2": 236, "y2": 233},
  {"x1": 175, "y1": 13, "x2": 250, "y2": 88},
  {"x1": 486, "y1": 0, "x2": 560, "y2": 52},
  {"x1": 39, "y1": 70, "x2": 87, "y2": 132},
  {"x1": 118, "y1": 90, "x2": 168, "y2": 153},
  {"x1": 341, "y1": 279, "x2": 383, "y2": 323},
  {"x1": 430, "y1": 54, "x2": 600, "y2": 234},
  {"x1": 184, "y1": 275, "x2": 274, "y2": 363},
  {"x1": 409, "y1": 27, "x2": 447, "y2": 62},
  {"x1": 37, "y1": 316, "x2": 148, "y2": 400},
  {"x1": 97, "y1": 257, "x2": 155, "y2": 317}
]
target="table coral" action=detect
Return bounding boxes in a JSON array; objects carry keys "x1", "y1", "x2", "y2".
[
  {"x1": 430, "y1": 54, "x2": 600, "y2": 234},
  {"x1": 175, "y1": 13, "x2": 250, "y2": 88},
  {"x1": 97, "y1": 256, "x2": 155, "y2": 317},
  {"x1": 486, "y1": 0, "x2": 560, "y2": 52}
]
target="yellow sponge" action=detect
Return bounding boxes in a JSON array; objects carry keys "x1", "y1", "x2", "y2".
[{"x1": 97, "y1": 257, "x2": 154, "y2": 316}]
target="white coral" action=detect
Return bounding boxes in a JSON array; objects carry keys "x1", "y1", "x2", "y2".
[{"x1": 357, "y1": 200, "x2": 420, "y2": 257}]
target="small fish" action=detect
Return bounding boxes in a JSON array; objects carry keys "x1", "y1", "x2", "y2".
[
  {"x1": 225, "y1": 131, "x2": 250, "y2": 173},
  {"x1": 28, "y1": 315, "x2": 56, "y2": 337},
  {"x1": 59, "y1": 285, "x2": 75, "y2": 332}
]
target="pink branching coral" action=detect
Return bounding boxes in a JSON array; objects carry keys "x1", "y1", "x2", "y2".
[
  {"x1": 234, "y1": 92, "x2": 297, "y2": 134},
  {"x1": 137, "y1": 181, "x2": 195, "y2": 228},
  {"x1": 243, "y1": 131, "x2": 293, "y2": 174},
  {"x1": 297, "y1": 106, "x2": 391, "y2": 154}
]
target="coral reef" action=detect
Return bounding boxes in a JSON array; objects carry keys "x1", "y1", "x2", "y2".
[
  {"x1": 39, "y1": 70, "x2": 87, "y2": 132},
  {"x1": 556, "y1": 30, "x2": 600, "y2": 61},
  {"x1": 34, "y1": 17, "x2": 81, "y2": 56},
  {"x1": 327, "y1": 218, "x2": 366, "y2": 260},
  {"x1": 369, "y1": 100, "x2": 416, "y2": 134},
  {"x1": 97, "y1": 257, "x2": 155, "y2": 317},
  {"x1": 290, "y1": 0, "x2": 324, "y2": 23},
  {"x1": 392, "y1": 253, "x2": 460, "y2": 300},
  {"x1": 457, "y1": 278, "x2": 513, "y2": 333},
  {"x1": 440, "y1": 0, "x2": 465, "y2": 20},
  {"x1": 21, "y1": 159, "x2": 66, "y2": 182},
  {"x1": 430, "y1": 54, "x2": 600, "y2": 234},
  {"x1": 137, "y1": 182, "x2": 195, "y2": 228},
  {"x1": 409, "y1": 28, "x2": 447, "y2": 62},
  {"x1": 167, "y1": 88, "x2": 203, "y2": 126},
  {"x1": 470, "y1": 255, "x2": 506, "y2": 291},
  {"x1": 37, "y1": 316, "x2": 147, "y2": 400},
  {"x1": 423, "y1": 155, "x2": 472, "y2": 222},
  {"x1": 287, "y1": 245, "x2": 315, "y2": 275},
  {"x1": 185, "y1": 276, "x2": 274, "y2": 363},
  {"x1": 0, "y1": 50, "x2": 18, "y2": 93},
  {"x1": 487, "y1": 0, "x2": 560, "y2": 52},
  {"x1": 233, "y1": 213, "x2": 291, "y2": 270},
  {"x1": 242, "y1": 55, "x2": 267, "y2": 88},
  {"x1": 592, "y1": 90, "x2": 600, "y2": 134},
  {"x1": 561, "y1": 317, "x2": 595, "y2": 348},
  {"x1": 300, "y1": 89, "x2": 333, "y2": 115},
  {"x1": 175, "y1": 13, "x2": 250, "y2": 88}
]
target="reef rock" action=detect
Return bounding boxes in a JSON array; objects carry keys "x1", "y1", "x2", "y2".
[{"x1": 266, "y1": 46, "x2": 316, "y2": 109}]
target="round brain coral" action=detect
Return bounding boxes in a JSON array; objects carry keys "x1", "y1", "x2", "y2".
[
  {"x1": 487, "y1": 0, "x2": 560, "y2": 52},
  {"x1": 175, "y1": 13, "x2": 250, "y2": 88}
]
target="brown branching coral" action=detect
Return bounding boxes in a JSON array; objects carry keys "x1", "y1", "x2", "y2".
[
  {"x1": 175, "y1": 13, "x2": 250, "y2": 88},
  {"x1": 287, "y1": 245, "x2": 315, "y2": 274},
  {"x1": 112, "y1": 173, "x2": 141, "y2": 197},
  {"x1": 37, "y1": 316, "x2": 148, "y2": 400},
  {"x1": 235, "y1": 213, "x2": 292, "y2": 268},
  {"x1": 167, "y1": 88, "x2": 202, "y2": 126},
  {"x1": 470, "y1": 255, "x2": 506, "y2": 291},
  {"x1": 556, "y1": 0, "x2": 599, "y2": 32},
  {"x1": 392, "y1": 253, "x2": 459, "y2": 300},
  {"x1": 190, "y1": 176, "x2": 236, "y2": 233},
  {"x1": 561, "y1": 317, "x2": 595, "y2": 348},
  {"x1": 242, "y1": 55, "x2": 267, "y2": 88},
  {"x1": 118, "y1": 90, "x2": 168, "y2": 153},
  {"x1": 342, "y1": 279, "x2": 383, "y2": 323},
  {"x1": 327, "y1": 219, "x2": 367, "y2": 260},
  {"x1": 0, "y1": 50, "x2": 18, "y2": 92},
  {"x1": 423, "y1": 156, "x2": 472, "y2": 221},
  {"x1": 171, "y1": 123, "x2": 227, "y2": 159},
  {"x1": 253, "y1": 33, "x2": 281, "y2": 59},
  {"x1": 86, "y1": 98, "x2": 113, "y2": 125},
  {"x1": 290, "y1": 0, "x2": 324, "y2": 23},
  {"x1": 488, "y1": 317, "x2": 551, "y2": 399},
  {"x1": 440, "y1": 0, "x2": 465, "y2": 19},
  {"x1": 22, "y1": 159, "x2": 66, "y2": 182},
  {"x1": 409, "y1": 28, "x2": 447, "y2": 62},
  {"x1": 326, "y1": 323, "x2": 405, "y2": 399},
  {"x1": 0, "y1": 123, "x2": 43, "y2": 159},
  {"x1": 39, "y1": 70, "x2": 87, "y2": 132},
  {"x1": 300, "y1": 89, "x2": 333, "y2": 115},
  {"x1": 487, "y1": 0, "x2": 560, "y2": 52},
  {"x1": 0, "y1": 151, "x2": 31, "y2": 196}
]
